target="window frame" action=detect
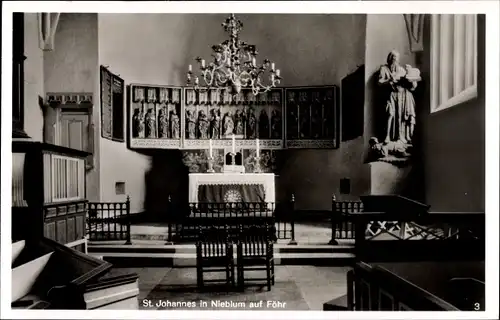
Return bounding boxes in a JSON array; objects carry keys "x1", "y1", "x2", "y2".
[{"x1": 430, "y1": 14, "x2": 478, "y2": 114}]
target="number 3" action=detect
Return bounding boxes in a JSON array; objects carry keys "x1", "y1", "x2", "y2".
[{"x1": 474, "y1": 302, "x2": 481, "y2": 311}]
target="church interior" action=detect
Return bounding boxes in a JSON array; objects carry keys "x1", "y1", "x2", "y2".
[{"x1": 9, "y1": 12, "x2": 486, "y2": 311}]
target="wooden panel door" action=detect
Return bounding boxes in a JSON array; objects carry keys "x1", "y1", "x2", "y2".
[{"x1": 60, "y1": 112, "x2": 89, "y2": 152}]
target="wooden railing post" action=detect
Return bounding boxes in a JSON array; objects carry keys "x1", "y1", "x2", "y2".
[
  {"x1": 354, "y1": 218, "x2": 366, "y2": 261},
  {"x1": 347, "y1": 269, "x2": 355, "y2": 310},
  {"x1": 288, "y1": 194, "x2": 297, "y2": 245},
  {"x1": 166, "y1": 195, "x2": 173, "y2": 245},
  {"x1": 86, "y1": 202, "x2": 92, "y2": 240},
  {"x1": 329, "y1": 194, "x2": 339, "y2": 245},
  {"x1": 125, "y1": 195, "x2": 132, "y2": 245}
]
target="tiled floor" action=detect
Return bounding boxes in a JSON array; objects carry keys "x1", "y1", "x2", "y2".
[{"x1": 110, "y1": 266, "x2": 350, "y2": 310}]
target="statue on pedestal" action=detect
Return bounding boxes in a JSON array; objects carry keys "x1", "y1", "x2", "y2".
[
  {"x1": 170, "y1": 109, "x2": 180, "y2": 139},
  {"x1": 378, "y1": 50, "x2": 420, "y2": 145},
  {"x1": 197, "y1": 110, "x2": 209, "y2": 139},
  {"x1": 370, "y1": 50, "x2": 421, "y2": 162},
  {"x1": 158, "y1": 108, "x2": 169, "y2": 138}
]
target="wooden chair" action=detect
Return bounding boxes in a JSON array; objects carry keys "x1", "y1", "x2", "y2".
[
  {"x1": 236, "y1": 224, "x2": 275, "y2": 291},
  {"x1": 196, "y1": 226, "x2": 235, "y2": 290}
]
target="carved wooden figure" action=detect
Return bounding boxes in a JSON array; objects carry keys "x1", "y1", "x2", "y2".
[
  {"x1": 186, "y1": 109, "x2": 196, "y2": 139},
  {"x1": 271, "y1": 109, "x2": 282, "y2": 139},
  {"x1": 246, "y1": 108, "x2": 257, "y2": 139},
  {"x1": 132, "y1": 108, "x2": 145, "y2": 138},
  {"x1": 170, "y1": 109, "x2": 180, "y2": 139},
  {"x1": 223, "y1": 112, "x2": 234, "y2": 137},
  {"x1": 259, "y1": 109, "x2": 270, "y2": 139},
  {"x1": 210, "y1": 108, "x2": 221, "y2": 139},
  {"x1": 145, "y1": 108, "x2": 156, "y2": 138},
  {"x1": 158, "y1": 108, "x2": 169, "y2": 138},
  {"x1": 234, "y1": 109, "x2": 245, "y2": 135},
  {"x1": 197, "y1": 110, "x2": 209, "y2": 139}
]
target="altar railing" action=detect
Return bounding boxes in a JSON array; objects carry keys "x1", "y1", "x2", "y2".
[
  {"x1": 166, "y1": 195, "x2": 297, "y2": 244},
  {"x1": 86, "y1": 197, "x2": 131, "y2": 244}
]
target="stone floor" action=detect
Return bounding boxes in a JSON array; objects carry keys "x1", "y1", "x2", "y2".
[{"x1": 110, "y1": 266, "x2": 350, "y2": 310}]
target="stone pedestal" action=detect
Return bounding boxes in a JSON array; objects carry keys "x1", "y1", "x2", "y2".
[{"x1": 368, "y1": 161, "x2": 413, "y2": 195}]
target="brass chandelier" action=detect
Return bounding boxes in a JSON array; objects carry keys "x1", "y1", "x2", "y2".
[{"x1": 187, "y1": 14, "x2": 281, "y2": 96}]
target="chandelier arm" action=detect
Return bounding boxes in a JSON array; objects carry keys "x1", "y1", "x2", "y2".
[
  {"x1": 188, "y1": 14, "x2": 280, "y2": 96},
  {"x1": 215, "y1": 70, "x2": 230, "y2": 86}
]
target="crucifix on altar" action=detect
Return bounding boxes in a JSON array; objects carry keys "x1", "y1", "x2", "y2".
[{"x1": 206, "y1": 134, "x2": 262, "y2": 174}]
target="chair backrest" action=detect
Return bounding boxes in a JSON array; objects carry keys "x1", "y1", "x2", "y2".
[
  {"x1": 197, "y1": 226, "x2": 231, "y2": 258},
  {"x1": 238, "y1": 225, "x2": 272, "y2": 256}
]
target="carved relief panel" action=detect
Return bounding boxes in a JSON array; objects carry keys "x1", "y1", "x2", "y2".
[
  {"x1": 129, "y1": 84, "x2": 182, "y2": 149},
  {"x1": 128, "y1": 84, "x2": 339, "y2": 151}
]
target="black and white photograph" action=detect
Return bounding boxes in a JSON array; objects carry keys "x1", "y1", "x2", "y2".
[{"x1": 1, "y1": 1, "x2": 499, "y2": 319}]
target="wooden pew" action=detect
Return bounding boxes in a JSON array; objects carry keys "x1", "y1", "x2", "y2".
[{"x1": 344, "y1": 261, "x2": 484, "y2": 311}]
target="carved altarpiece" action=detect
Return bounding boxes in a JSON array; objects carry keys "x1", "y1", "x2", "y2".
[{"x1": 128, "y1": 83, "x2": 339, "y2": 174}]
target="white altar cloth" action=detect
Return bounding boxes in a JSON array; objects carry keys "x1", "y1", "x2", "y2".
[{"x1": 188, "y1": 173, "x2": 276, "y2": 204}]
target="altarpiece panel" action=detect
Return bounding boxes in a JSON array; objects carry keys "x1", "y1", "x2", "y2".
[{"x1": 128, "y1": 83, "x2": 339, "y2": 174}]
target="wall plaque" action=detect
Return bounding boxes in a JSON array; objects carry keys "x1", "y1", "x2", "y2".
[{"x1": 100, "y1": 66, "x2": 125, "y2": 142}]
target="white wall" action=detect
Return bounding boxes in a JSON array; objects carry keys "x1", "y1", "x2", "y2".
[{"x1": 23, "y1": 13, "x2": 44, "y2": 141}]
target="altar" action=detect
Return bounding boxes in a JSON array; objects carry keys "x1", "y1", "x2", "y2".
[{"x1": 188, "y1": 173, "x2": 276, "y2": 204}]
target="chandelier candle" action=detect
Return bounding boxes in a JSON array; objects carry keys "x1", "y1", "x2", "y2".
[{"x1": 186, "y1": 14, "x2": 282, "y2": 96}]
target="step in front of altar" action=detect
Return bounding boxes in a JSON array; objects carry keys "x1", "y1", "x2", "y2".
[{"x1": 87, "y1": 243, "x2": 355, "y2": 267}]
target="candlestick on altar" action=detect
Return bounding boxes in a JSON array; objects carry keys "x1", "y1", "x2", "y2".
[
  {"x1": 254, "y1": 156, "x2": 262, "y2": 173},
  {"x1": 207, "y1": 156, "x2": 215, "y2": 173},
  {"x1": 232, "y1": 134, "x2": 236, "y2": 154},
  {"x1": 209, "y1": 139, "x2": 213, "y2": 158},
  {"x1": 256, "y1": 138, "x2": 260, "y2": 158}
]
